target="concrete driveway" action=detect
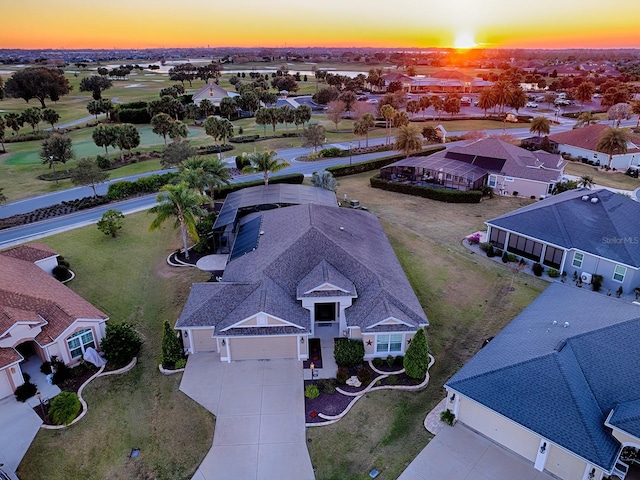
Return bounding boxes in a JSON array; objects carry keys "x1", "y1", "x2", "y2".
[
  {"x1": 0, "y1": 396, "x2": 42, "y2": 478},
  {"x1": 180, "y1": 353, "x2": 315, "y2": 480},
  {"x1": 398, "y1": 423, "x2": 556, "y2": 480}
]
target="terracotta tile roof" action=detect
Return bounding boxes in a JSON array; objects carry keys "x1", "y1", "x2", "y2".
[
  {"x1": 0, "y1": 243, "x2": 58, "y2": 263},
  {"x1": 0, "y1": 253, "x2": 108, "y2": 346},
  {"x1": 0, "y1": 346, "x2": 21, "y2": 369}
]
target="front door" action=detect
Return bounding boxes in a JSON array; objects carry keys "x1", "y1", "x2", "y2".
[{"x1": 314, "y1": 303, "x2": 336, "y2": 323}]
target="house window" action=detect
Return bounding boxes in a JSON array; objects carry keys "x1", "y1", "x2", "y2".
[
  {"x1": 507, "y1": 233, "x2": 543, "y2": 262},
  {"x1": 67, "y1": 329, "x2": 95, "y2": 359},
  {"x1": 543, "y1": 246, "x2": 564, "y2": 270},
  {"x1": 489, "y1": 228, "x2": 507, "y2": 249},
  {"x1": 376, "y1": 334, "x2": 403, "y2": 353},
  {"x1": 572, "y1": 252, "x2": 584, "y2": 268},
  {"x1": 613, "y1": 265, "x2": 627, "y2": 282},
  {"x1": 488, "y1": 175, "x2": 497, "y2": 188}
]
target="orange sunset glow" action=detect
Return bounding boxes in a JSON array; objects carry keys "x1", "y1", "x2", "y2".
[{"x1": 1, "y1": 0, "x2": 640, "y2": 49}]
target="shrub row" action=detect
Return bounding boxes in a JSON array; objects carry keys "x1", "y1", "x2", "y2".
[
  {"x1": 370, "y1": 175, "x2": 483, "y2": 203},
  {"x1": 229, "y1": 134, "x2": 260, "y2": 143},
  {"x1": 113, "y1": 107, "x2": 150, "y2": 124},
  {"x1": 196, "y1": 144, "x2": 234, "y2": 154},
  {"x1": 107, "y1": 172, "x2": 178, "y2": 200},
  {"x1": 327, "y1": 145, "x2": 445, "y2": 178},
  {"x1": 4, "y1": 131, "x2": 51, "y2": 143}
]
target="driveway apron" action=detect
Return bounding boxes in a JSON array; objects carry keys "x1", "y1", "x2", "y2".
[
  {"x1": 180, "y1": 353, "x2": 315, "y2": 480},
  {"x1": 0, "y1": 396, "x2": 42, "y2": 476}
]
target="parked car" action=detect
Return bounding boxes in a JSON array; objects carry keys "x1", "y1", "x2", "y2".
[
  {"x1": 366, "y1": 99, "x2": 378, "y2": 104},
  {"x1": 526, "y1": 102, "x2": 538, "y2": 108},
  {"x1": 460, "y1": 97, "x2": 472, "y2": 106}
]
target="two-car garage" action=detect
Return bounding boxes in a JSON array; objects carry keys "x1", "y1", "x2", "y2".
[{"x1": 226, "y1": 335, "x2": 300, "y2": 361}]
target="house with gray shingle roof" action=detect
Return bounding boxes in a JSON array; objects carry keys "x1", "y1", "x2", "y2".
[
  {"x1": 548, "y1": 124, "x2": 640, "y2": 169},
  {"x1": 381, "y1": 138, "x2": 566, "y2": 198},
  {"x1": 445, "y1": 283, "x2": 640, "y2": 480},
  {"x1": 486, "y1": 188, "x2": 640, "y2": 294},
  {"x1": 0, "y1": 244, "x2": 108, "y2": 399},
  {"x1": 176, "y1": 203, "x2": 428, "y2": 362}
]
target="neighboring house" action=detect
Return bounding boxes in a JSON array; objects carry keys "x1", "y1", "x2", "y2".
[
  {"x1": 548, "y1": 124, "x2": 640, "y2": 169},
  {"x1": 383, "y1": 72, "x2": 492, "y2": 94},
  {"x1": 380, "y1": 138, "x2": 566, "y2": 197},
  {"x1": 0, "y1": 244, "x2": 108, "y2": 399},
  {"x1": 486, "y1": 188, "x2": 640, "y2": 293},
  {"x1": 445, "y1": 283, "x2": 640, "y2": 480},
  {"x1": 176, "y1": 203, "x2": 428, "y2": 362},
  {"x1": 192, "y1": 80, "x2": 239, "y2": 107}
]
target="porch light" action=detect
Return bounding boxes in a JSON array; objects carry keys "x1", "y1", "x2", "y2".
[
  {"x1": 300, "y1": 337, "x2": 304, "y2": 344},
  {"x1": 540, "y1": 442, "x2": 546, "y2": 454},
  {"x1": 449, "y1": 394, "x2": 456, "y2": 403},
  {"x1": 221, "y1": 339, "x2": 226, "y2": 347},
  {"x1": 588, "y1": 469, "x2": 595, "y2": 479}
]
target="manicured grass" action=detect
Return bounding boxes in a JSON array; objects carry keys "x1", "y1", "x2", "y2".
[
  {"x1": 564, "y1": 161, "x2": 640, "y2": 191},
  {"x1": 17, "y1": 213, "x2": 214, "y2": 480},
  {"x1": 306, "y1": 173, "x2": 547, "y2": 479}
]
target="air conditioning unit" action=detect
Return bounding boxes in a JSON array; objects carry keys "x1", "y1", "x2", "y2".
[{"x1": 581, "y1": 272, "x2": 592, "y2": 284}]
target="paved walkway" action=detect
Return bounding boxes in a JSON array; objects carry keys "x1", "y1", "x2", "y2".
[
  {"x1": 179, "y1": 353, "x2": 315, "y2": 480},
  {"x1": 398, "y1": 423, "x2": 556, "y2": 480},
  {"x1": 0, "y1": 396, "x2": 42, "y2": 477}
]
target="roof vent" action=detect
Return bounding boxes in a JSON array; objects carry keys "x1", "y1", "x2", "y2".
[
  {"x1": 563, "y1": 322, "x2": 570, "y2": 328},
  {"x1": 581, "y1": 195, "x2": 590, "y2": 201},
  {"x1": 259, "y1": 231, "x2": 265, "y2": 235},
  {"x1": 339, "y1": 226, "x2": 345, "y2": 231},
  {"x1": 590, "y1": 197, "x2": 599, "y2": 204},
  {"x1": 552, "y1": 320, "x2": 557, "y2": 325},
  {"x1": 555, "y1": 339, "x2": 567, "y2": 352}
]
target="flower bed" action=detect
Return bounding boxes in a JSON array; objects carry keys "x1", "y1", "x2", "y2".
[{"x1": 304, "y1": 380, "x2": 354, "y2": 424}]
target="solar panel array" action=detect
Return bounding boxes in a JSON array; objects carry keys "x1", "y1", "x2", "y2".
[{"x1": 229, "y1": 216, "x2": 262, "y2": 261}]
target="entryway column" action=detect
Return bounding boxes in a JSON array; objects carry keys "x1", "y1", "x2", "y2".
[{"x1": 534, "y1": 438, "x2": 550, "y2": 471}]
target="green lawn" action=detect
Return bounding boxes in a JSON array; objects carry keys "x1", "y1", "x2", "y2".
[
  {"x1": 565, "y1": 161, "x2": 640, "y2": 191},
  {"x1": 18, "y1": 213, "x2": 214, "y2": 480},
  {"x1": 306, "y1": 173, "x2": 547, "y2": 479}
]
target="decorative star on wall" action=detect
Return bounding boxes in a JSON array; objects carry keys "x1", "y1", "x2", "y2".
[
  {"x1": 407, "y1": 338, "x2": 412, "y2": 343},
  {"x1": 366, "y1": 340, "x2": 372, "y2": 346}
]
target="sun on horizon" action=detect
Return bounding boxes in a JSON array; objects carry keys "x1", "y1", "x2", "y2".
[{"x1": 453, "y1": 32, "x2": 478, "y2": 49}]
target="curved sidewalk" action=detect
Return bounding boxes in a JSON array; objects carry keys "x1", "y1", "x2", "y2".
[{"x1": 180, "y1": 353, "x2": 315, "y2": 480}]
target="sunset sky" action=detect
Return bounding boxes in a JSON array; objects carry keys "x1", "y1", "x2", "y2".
[{"x1": 2, "y1": 0, "x2": 639, "y2": 50}]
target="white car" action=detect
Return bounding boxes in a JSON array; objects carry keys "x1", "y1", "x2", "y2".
[
  {"x1": 366, "y1": 98, "x2": 378, "y2": 104},
  {"x1": 526, "y1": 102, "x2": 538, "y2": 108}
]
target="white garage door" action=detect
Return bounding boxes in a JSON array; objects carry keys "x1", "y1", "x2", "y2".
[
  {"x1": 230, "y1": 336, "x2": 298, "y2": 361},
  {"x1": 0, "y1": 370, "x2": 13, "y2": 399}
]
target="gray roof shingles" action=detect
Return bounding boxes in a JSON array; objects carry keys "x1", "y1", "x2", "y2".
[
  {"x1": 447, "y1": 283, "x2": 640, "y2": 471},
  {"x1": 176, "y1": 204, "x2": 427, "y2": 334},
  {"x1": 487, "y1": 188, "x2": 640, "y2": 267}
]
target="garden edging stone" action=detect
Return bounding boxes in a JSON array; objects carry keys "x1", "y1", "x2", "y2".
[{"x1": 158, "y1": 364, "x2": 185, "y2": 375}]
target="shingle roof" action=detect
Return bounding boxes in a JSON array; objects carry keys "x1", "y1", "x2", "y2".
[
  {"x1": 0, "y1": 243, "x2": 58, "y2": 263},
  {"x1": 608, "y1": 399, "x2": 640, "y2": 439},
  {"x1": 176, "y1": 204, "x2": 428, "y2": 334},
  {"x1": 487, "y1": 188, "x2": 640, "y2": 267},
  {"x1": 447, "y1": 283, "x2": 640, "y2": 471},
  {"x1": 548, "y1": 124, "x2": 640, "y2": 152},
  {"x1": 297, "y1": 260, "x2": 357, "y2": 298}
]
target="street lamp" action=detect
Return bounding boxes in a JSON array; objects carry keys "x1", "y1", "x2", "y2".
[
  {"x1": 349, "y1": 141, "x2": 353, "y2": 165},
  {"x1": 36, "y1": 391, "x2": 46, "y2": 420}
]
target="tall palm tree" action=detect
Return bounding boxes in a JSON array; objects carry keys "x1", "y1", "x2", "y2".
[
  {"x1": 149, "y1": 182, "x2": 208, "y2": 260},
  {"x1": 202, "y1": 156, "x2": 231, "y2": 199},
  {"x1": 575, "y1": 111, "x2": 598, "y2": 128},
  {"x1": 242, "y1": 150, "x2": 290, "y2": 185},
  {"x1": 578, "y1": 175, "x2": 594, "y2": 189},
  {"x1": 395, "y1": 124, "x2": 423, "y2": 158},
  {"x1": 529, "y1": 116, "x2": 551, "y2": 137},
  {"x1": 596, "y1": 127, "x2": 629, "y2": 168},
  {"x1": 380, "y1": 104, "x2": 396, "y2": 145}
]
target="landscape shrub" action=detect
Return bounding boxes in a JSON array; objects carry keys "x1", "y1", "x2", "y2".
[
  {"x1": 196, "y1": 144, "x2": 234, "y2": 154},
  {"x1": 336, "y1": 367, "x2": 349, "y2": 385},
  {"x1": 404, "y1": 328, "x2": 429, "y2": 380},
  {"x1": 175, "y1": 358, "x2": 187, "y2": 369},
  {"x1": 40, "y1": 361, "x2": 52, "y2": 375},
  {"x1": 114, "y1": 107, "x2": 150, "y2": 124},
  {"x1": 4, "y1": 131, "x2": 50, "y2": 143},
  {"x1": 57, "y1": 255, "x2": 70, "y2": 268},
  {"x1": 370, "y1": 175, "x2": 482, "y2": 204},
  {"x1": 14, "y1": 381, "x2": 37, "y2": 402},
  {"x1": 394, "y1": 355, "x2": 404, "y2": 367},
  {"x1": 548, "y1": 268, "x2": 560, "y2": 278},
  {"x1": 467, "y1": 233, "x2": 482, "y2": 245},
  {"x1": 386, "y1": 354, "x2": 394, "y2": 368},
  {"x1": 328, "y1": 146, "x2": 445, "y2": 178},
  {"x1": 96, "y1": 155, "x2": 113, "y2": 170},
  {"x1": 372, "y1": 357, "x2": 384, "y2": 369},
  {"x1": 440, "y1": 409, "x2": 455, "y2": 426},
  {"x1": 235, "y1": 155, "x2": 251, "y2": 170},
  {"x1": 532, "y1": 263, "x2": 544, "y2": 276},
  {"x1": 107, "y1": 172, "x2": 178, "y2": 200},
  {"x1": 385, "y1": 375, "x2": 398, "y2": 386},
  {"x1": 304, "y1": 384, "x2": 320, "y2": 400},
  {"x1": 318, "y1": 378, "x2": 336, "y2": 394},
  {"x1": 591, "y1": 274, "x2": 604, "y2": 292},
  {"x1": 229, "y1": 134, "x2": 260, "y2": 143},
  {"x1": 480, "y1": 242, "x2": 496, "y2": 257},
  {"x1": 357, "y1": 366, "x2": 372, "y2": 385},
  {"x1": 161, "y1": 320, "x2": 183, "y2": 369},
  {"x1": 319, "y1": 147, "x2": 347, "y2": 158},
  {"x1": 100, "y1": 322, "x2": 143, "y2": 368},
  {"x1": 48, "y1": 392, "x2": 81, "y2": 425},
  {"x1": 51, "y1": 356, "x2": 71, "y2": 385},
  {"x1": 501, "y1": 252, "x2": 519, "y2": 263},
  {"x1": 333, "y1": 338, "x2": 365, "y2": 367},
  {"x1": 52, "y1": 265, "x2": 72, "y2": 282}
]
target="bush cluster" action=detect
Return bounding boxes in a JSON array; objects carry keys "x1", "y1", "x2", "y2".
[
  {"x1": 357, "y1": 366, "x2": 372, "y2": 385},
  {"x1": 404, "y1": 328, "x2": 430, "y2": 380},
  {"x1": 229, "y1": 134, "x2": 260, "y2": 143},
  {"x1": 317, "y1": 378, "x2": 336, "y2": 394},
  {"x1": 100, "y1": 322, "x2": 143, "y2": 368},
  {"x1": 336, "y1": 366, "x2": 349, "y2": 385},
  {"x1": 532, "y1": 263, "x2": 544, "y2": 276},
  {"x1": 319, "y1": 147, "x2": 348, "y2": 158},
  {"x1": 333, "y1": 338, "x2": 365, "y2": 367},
  {"x1": 114, "y1": 107, "x2": 150, "y2": 124},
  {"x1": 48, "y1": 391, "x2": 81, "y2": 425},
  {"x1": 547, "y1": 268, "x2": 560, "y2": 278},
  {"x1": 370, "y1": 176, "x2": 483, "y2": 204},
  {"x1": 591, "y1": 274, "x2": 604, "y2": 292},
  {"x1": 304, "y1": 384, "x2": 320, "y2": 399},
  {"x1": 196, "y1": 144, "x2": 234, "y2": 154},
  {"x1": 107, "y1": 172, "x2": 178, "y2": 200},
  {"x1": 5, "y1": 131, "x2": 51, "y2": 143},
  {"x1": 14, "y1": 380, "x2": 37, "y2": 402}
]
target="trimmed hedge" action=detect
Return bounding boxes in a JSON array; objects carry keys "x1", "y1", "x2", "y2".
[
  {"x1": 107, "y1": 172, "x2": 179, "y2": 200},
  {"x1": 229, "y1": 135, "x2": 260, "y2": 143},
  {"x1": 327, "y1": 146, "x2": 445, "y2": 178},
  {"x1": 114, "y1": 107, "x2": 150, "y2": 124},
  {"x1": 370, "y1": 175, "x2": 482, "y2": 203},
  {"x1": 196, "y1": 144, "x2": 234, "y2": 154}
]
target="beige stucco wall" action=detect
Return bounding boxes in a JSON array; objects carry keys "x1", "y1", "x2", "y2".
[
  {"x1": 612, "y1": 429, "x2": 640, "y2": 446},
  {"x1": 457, "y1": 396, "x2": 539, "y2": 462},
  {"x1": 0, "y1": 323, "x2": 43, "y2": 349},
  {"x1": 58, "y1": 321, "x2": 105, "y2": 365},
  {"x1": 497, "y1": 176, "x2": 551, "y2": 199},
  {"x1": 545, "y1": 443, "x2": 590, "y2": 479},
  {"x1": 191, "y1": 329, "x2": 217, "y2": 353}
]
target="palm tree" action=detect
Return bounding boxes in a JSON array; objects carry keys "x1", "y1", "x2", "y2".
[
  {"x1": 395, "y1": 124, "x2": 423, "y2": 158},
  {"x1": 596, "y1": 127, "x2": 629, "y2": 168},
  {"x1": 530, "y1": 116, "x2": 551, "y2": 137},
  {"x1": 201, "y1": 156, "x2": 231, "y2": 199},
  {"x1": 380, "y1": 104, "x2": 396, "y2": 145},
  {"x1": 578, "y1": 175, "x2": 594, "y2": 189},
  {"x1": 418, "y1": 95, "x2": 431, "y2": 120},
  {"x1": 151, "y1": 113, "x2": 173, "y2": 146},
  {"x1": 631, "y1": 101, "x2": 640, "y2": 128},
  {"x1": 575, "y1": 111, "x2": 598, "y2": 128},
  {"x1": 149, "y1": 182, "x2": 208, "y2": 260},
  {"x1": 242, "y1": 150, "x2": 290, "y2": 185}
]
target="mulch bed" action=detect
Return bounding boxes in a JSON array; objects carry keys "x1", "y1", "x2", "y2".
[
  {"x1": 170, "y1": 249, "x2": 211, "y2": 266},
  {"x1": 56, "y1": 364, "x2": 100, "y2": 393},
  {"x1": 304, "y1": 381, "x2": 354, "y2": 424}
]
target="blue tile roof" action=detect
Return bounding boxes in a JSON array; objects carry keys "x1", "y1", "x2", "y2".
[
  {"x1": 447, "y1": 283, "x2": 640, "y2": 471},
  {"x1": 487, "y1": 188, "x2": 640, "y2": 267}
]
